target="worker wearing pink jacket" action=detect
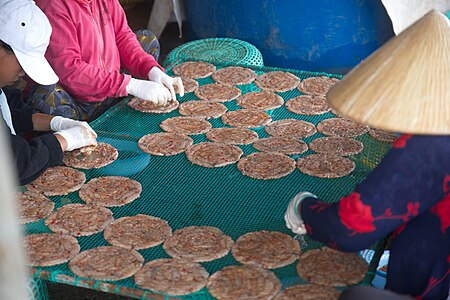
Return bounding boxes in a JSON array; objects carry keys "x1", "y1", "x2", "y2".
[{"x1": 28, "y1": 0, "x2": 183, "y2": 121}]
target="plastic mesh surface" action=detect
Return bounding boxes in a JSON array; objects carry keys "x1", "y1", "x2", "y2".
[
  {"x1": 27, "y1": 277, "x2": 49, "y2": 300},
  {"x1": 26, "y1": 62, "x2": 392, "y2": 299},
  {"x1": 163, "y1": 38, "x2": 264, "y2": 68}
]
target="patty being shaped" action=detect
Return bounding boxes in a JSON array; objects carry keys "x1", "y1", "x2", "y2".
[
  {"x1": 127, "y1": 98, "x2": 179, "y2": 113},
  {"x1": 63, "y1": 142, "x2": 118, "y2": 169},
  {"x1": 172, "y1": 61, "x2": 216, "y2": 79}
]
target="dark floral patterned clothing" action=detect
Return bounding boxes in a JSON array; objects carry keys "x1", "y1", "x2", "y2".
[{"x1": 300, "y1": 135, "x2": 450, "y2": 300}]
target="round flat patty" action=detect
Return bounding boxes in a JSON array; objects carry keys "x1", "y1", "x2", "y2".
[
  {"x1": 309, "y1": 137, "x2": 364, "y2": 156},
  {"x1": 194, "y1": 83, "x2": 241, "y2": 102},
  {"x1": 78, "y1": 176, "x2": 142, "y2": 207},
  {"x1": 207, "y1": 265, "x2": 281, "y2": 300},
  {"x1": 24, "y1": 233, "x2": 80, "y2": 267},
  {"x1": 45, "y1": 204, "x2": 114, "y2": 236},
  {"x1": 316, "y1": 118, "x2": 369, "y2": 138},
  {"x1": 17, "y1": 191, "x2": 54, "y2": 224},
  {"x1": 104, "y1": 214, "x2": 172, "y2": 250},
  {"x1": 254, "y1": 71, "x2": 300, "y2": 92},
  {"x1": 172, "y1": 61, "x2": 216, "y2": 79},
  {"x1": 296, "y1": 154, "x2": 356, "y2": 178},
  {"x1": 232, "y1": 231, "x2": 301, "y2": 269},
  {"x1": 25, "y1": 166, "x2": 86, "y2": 196},
  {"x1": 69, "y1": 246, "x2": 144, "y2": 281},
  {"x1": 238, "y1": 152, "x2": 296, "y2": 180},
  {"x1": 138, "y1": 132, "x2": 193, "y2": 156},
  {"x1": 221, "y1": 109, "x2": 272, "y2": 128},
  {"x1": 160, "y1": 116, "x2": 212, "y2": 135},
  {"x1": 186, "y1": 142, "x2": 243, "y2": 168},
  {"x1": 273, "y1": 284, "x2": 341, "y2": 300},
  {"x1": 285, "y1": 95, "x2": 331, "y2": 115},
  {"x1": 368, "y1": 128, "x2": 398, "y2": 143},
  {"x1": 237, "y1": 91, "x2": 284, "y2": 110},
  {"x1": 127, "y1": 98, "x2": 179, "y2": 113},
  {"x1": 63, "y1": 142, "x2": 118, "y2": 169},
  {"x1": 163, "y1": 226, "x2": 233, "y2": 262},
  {"x1": 298, "y1": 76, "x2": 339, "y2": 96},
  {"x1": 206, "y1": 127, "x2": 259, "y2": 145},
  {"x1": 212, "y1": 66, "x2": 257, "y2": 85},
  {"x1": 265, "y1": 119, "x2": 316, "y2": 138},
  {"x1": 134, "y1": 258, "x2": 209, "y2": 296},
  {"x1": 177, "y1": 77, "x2": 199, "y2": 93},
  {"x1": 296, "y1": 247, "x2": 368, "y2": 286},
  {"x1": 178, "y1": 100, "x2": 227, "y2": 119},
  {"x1": 253, "y1": 137, "x2": 308, "y2": 155}
]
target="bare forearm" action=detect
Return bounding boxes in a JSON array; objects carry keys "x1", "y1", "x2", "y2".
[{"x1": 31, "y1": 113, "x2": 54, "y2": 131}]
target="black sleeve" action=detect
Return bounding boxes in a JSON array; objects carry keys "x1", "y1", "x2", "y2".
[
  {"x1": 1, "y1": 88, "x2": 64, "y2": 185},
  {"x1": 3, "y1": 87, "x2": 34, "y2": 132},
  {"x1": 9, "y1": 128, "x2": 64, "y2": 185}
]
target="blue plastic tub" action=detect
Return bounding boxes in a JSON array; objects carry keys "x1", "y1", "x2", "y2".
[{"x1": 184, "y1": 0, "x2": 394, "y2": 74}]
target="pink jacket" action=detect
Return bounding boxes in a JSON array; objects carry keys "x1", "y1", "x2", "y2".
[{"x1": 35, "y1": 0, "x2": 162, "y2": 102}]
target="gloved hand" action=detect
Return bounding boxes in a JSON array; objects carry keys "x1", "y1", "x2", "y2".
[
  {"x1": 126, "y1": 78, "x2": 171, "y2": 105},
  {"x1": 54, "y1": 125, "x2": 97, "y2": 152},
  {"x1": 148, "y1": 67, "x2": 184, "y2": 101},
  {"x1": 285, "y1": 191, "x2": 317, "y2": 235},
  {"x1": 50, "y1": 116, "x2": 97, "y2": 138}
]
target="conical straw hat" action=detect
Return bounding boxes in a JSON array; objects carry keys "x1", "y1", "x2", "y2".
[{"x1": 327, "y1": 10, "x2": 450, "y2": 134}]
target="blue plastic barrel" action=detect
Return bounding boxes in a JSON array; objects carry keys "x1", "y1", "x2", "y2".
[{"x1": 184, "y1": 0, "x2": 394, "y2": 74}]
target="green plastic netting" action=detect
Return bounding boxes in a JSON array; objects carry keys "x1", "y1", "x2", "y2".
[
  {"x1": 27, "y1": 277, "x2": 49, "y2": 300},
  {"x1": 26, "y1": 62, "x2": 392, "y2": 299},
  {"x1": 163, "y1": 38, "x2": 264, "y2": 68}
]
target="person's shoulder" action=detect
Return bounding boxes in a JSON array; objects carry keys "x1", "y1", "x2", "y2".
[
  {"x1": 411, "y1": 135, "x2": 450, "y2": 147},
  {"x1": 35, "y1": 0, "x2": 70, "y2": 13}
]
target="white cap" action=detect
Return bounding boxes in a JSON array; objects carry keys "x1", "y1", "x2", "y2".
[{"x1": 0, "y1": 0, "x2": 58, "y2": 85}]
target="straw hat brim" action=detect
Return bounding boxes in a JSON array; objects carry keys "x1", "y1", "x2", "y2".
[{"x1": 327, "y1": 10, "x2": 450, "y2": 135}]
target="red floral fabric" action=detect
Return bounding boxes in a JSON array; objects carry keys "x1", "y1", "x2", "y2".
[{"x1": 338, "y1": 192, "x2": 376, "y2": 234}]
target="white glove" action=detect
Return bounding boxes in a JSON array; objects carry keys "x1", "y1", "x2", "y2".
[
  {"x1": 148, "y1": 67, "x2": 184, "y2": 101},
  {"x1": 126, "y1": 78, "x2": 171, "y2": 105},
  {"x1": 285, "y1": 191, "x2": 317, "y2": 235},
  {"x1": 50, "y1": 116, "x2": 97, "y2": 138},
  {"x1": 55, "y1": 126, "x2": 97, "y2": 152}
]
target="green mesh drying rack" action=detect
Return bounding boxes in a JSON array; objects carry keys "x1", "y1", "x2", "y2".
[
  {"x1": 163, "y1": 38, "x2": 264, "y2": 68},
  {"x1": 26, "y1": 61, "x2": 392, "y2": 300}
]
